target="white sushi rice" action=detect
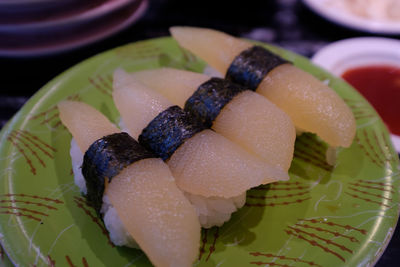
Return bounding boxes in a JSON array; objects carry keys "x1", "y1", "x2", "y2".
[
  {"x1": 70, "y1": 138, "x2": 138, "y2": 248},
  {"x1": 101, "y1": 195, "x2": 139, "y2": 248},
  {"x1": 70, "y1": 139, "x2": 87, "y2": 194},
  {"x1": 184, "y1": 192, "x2": 246, "y2": 229}
]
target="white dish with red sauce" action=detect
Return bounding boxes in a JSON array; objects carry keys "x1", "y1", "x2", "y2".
[{"x1": 312, "y1": 37, "x2": 400, "y2": 153}]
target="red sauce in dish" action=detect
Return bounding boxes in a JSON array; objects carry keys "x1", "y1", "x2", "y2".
[{"x1": 342, "y1": 65, "x2": 400, "y2": 135}]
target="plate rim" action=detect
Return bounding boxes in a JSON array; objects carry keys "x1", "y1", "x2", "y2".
[{"x1": 0, "y1": 36, "x2": 399, "y2": 267}]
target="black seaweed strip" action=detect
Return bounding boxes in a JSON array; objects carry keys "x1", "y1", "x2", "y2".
[
  {"x1": 139, "y1": 106, "x2": 205, "y2": 161},
  {"x1": 82, "y1": 132, "x2": 154, "y2": 215},
  {"x1": 226, "y1": 45, "x2": 290, "y2": 90},
  {"x1": 184, "y1": 77, "x2": 247, "y2": 128}
]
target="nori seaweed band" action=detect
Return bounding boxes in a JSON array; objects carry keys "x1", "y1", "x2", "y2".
[
  {"x1": 184, "y1": 77, "x2": 246, "y2": 128},
  {"x1": 226, "y1": 45, "x2": 290, "y2": 90},
  {"x1": 82, "y1": 132, "x2": 155, "y2": 215},
  {"x1": 139, "y1": 106, "x2": 205, "y2": 161}
]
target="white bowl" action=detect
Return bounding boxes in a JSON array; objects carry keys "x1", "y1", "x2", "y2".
[{"x1": 303, "y1": 0, "x2": 400, "y2": 35}]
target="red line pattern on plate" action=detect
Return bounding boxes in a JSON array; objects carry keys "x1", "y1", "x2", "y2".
[
  {"x1": 363, "y1": 129, "x2": 386, "y2": 165},
  {"x1": 345, "y1": 192, "x2": 390, "y2": 208},
  {"x1": 7, "y1": 137, "x2": 36, "y2": 175},
  {"x1": 372, "y1": 130, "x2": 395, "y2": 164},
  {"x1": 73, "y1": 197, "x2": 114, "y2": 247},
  {"x1": 114, "y1": 43, "x2": 161, "y2": 61},
  {"x1": 250, "y1": 262, "x2": 290, "y2": 266},
  {"x1": 296, "y1": 137, "x2": 326, "y2": 157},
  {"x1": 0, "y1": 199, "x2": 57, "y2": 210},
  {"x1": 294, "y1": 223, "x2": 359, "y2": 243},
  {"x1": 29, "y1": 94, "x2": 80, "y2": 128},
  {"x1": 1, "y1": 194, "x2": 63, "y2": 204},
  {"x1": 0, "y1": 194, "x2": 63, "y2": 223},
  {"x1": 0, "y1": 206, "x2": 48, "y2": 217},
  {"x1": 249, "y1": 252, "x2": 322, "y2": 267},
  {"x1": 40, "y1": 112, "x2": 59, "y2": 126},
  {"x1": 88, "y1": 76, "x2": 112, "y2": 97},
  {"x1": 82, "y1": 257, "x2": 89, "y2": 267},
  {"x1": 9, "y1": 132, "x2": 46, "y2": 167},
  {"x1": 16, "y1": 130, "x2": 56, "y2": 156},
  {"x1": 293, "y1": 134, "x2": 332, "y2": 171},
  {"x1": 7, "y1": 130, "x2": 56, "y2": 175},
  {"x1": 30, "y1": 106, "x2": 57, "y2": 120},
  {"x1": 348, "y1": 186, "x2": 392, "y2": 201},
  {"x1": 31, "y1": 107, "x2": 60, "y2": 127},
  {"x1": 343, "y1": 98, "x2": 376, "y2": 121},
  {"x1": 288, "y1": 226, "x2": 353, "y2": 253},
  {"x1": 0, "y1": 210, "x2": 41, "y2": 221},
  {"x1": 47, "y1": 255, "x2": 56, "y2": 267},
  {"x1": 198, "y1": 228, "x2": 208, "y2": 260},
  {"x1": 65, "y1": 255, "x2": 76, "y2": 267},
  {"x1": 378, "y1": 131, "x2": 395, "y2": 162},
  {"x1": 348, "y1": 182, "x2": 395, "y2": 194},
  {"x1": 357, "y1": 179, "x2": 394, "y2": 189},
  {"x1": 198, "y1": 227, "x2": 219, "y2": 262},
  {"x1": 355, "y1": 131, "x2": 386, "y2": 168},
  {"x1": 61, "y1": 255, "x2": 89, "y2": 267},
  {"x1": 300, "y1": 219, "x2": 367, "y2": 235},
  {"x1": 254, "y1": 185, "x2": 308, "y2": 191},
  {"x1": 274, "y1": 181, "x2": 303, "y2": 186},
  {"x1": 245, "y1": 197, "x2": 311, "y2": 207},
  {"x1": 247, "y1": 190, "x2": 309, "y2": 200},
  {"x1": 285, "y1": 229, "x2": 346, "y2": 262},
  {"x1": 352, "y1": 110, "x2": 375, "y2": 121},
  {"x1": 293, "y1": 148, "x2": 332, "y2": 172},
  {"x1": 206, "y1": 227, "x2": 219, "y2": 261}
]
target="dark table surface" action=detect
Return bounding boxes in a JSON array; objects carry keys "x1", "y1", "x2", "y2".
[{"x1": 0, "y1": 0, "x2": 399, "y2": 266}]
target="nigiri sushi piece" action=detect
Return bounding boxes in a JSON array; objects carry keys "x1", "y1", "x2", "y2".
[
  {"x1": 113, "y1": 69, "x2": 289, "y2": 227},
  {"x1": 58, "y1": 101, "x2": 200, "y2": 267},
  {"x1": 170, "y1": 26, "x2": 356, "y2": 148},
  {"x1": 132, "y1": 68, "x2": 296, "y2": 171}
]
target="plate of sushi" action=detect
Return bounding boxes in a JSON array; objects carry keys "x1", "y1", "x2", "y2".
[{"x1": 0, "y1": 27, "x2": 399, "y2": 267}]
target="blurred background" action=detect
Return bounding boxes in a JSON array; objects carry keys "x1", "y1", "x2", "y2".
[{"x1": 0, "y1": 0, "x2": 399, "y2": 266}]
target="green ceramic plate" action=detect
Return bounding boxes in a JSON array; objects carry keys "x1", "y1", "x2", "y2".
[{"x1": 0, "y1": 37, "x2": 399, "y2": 267}]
